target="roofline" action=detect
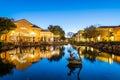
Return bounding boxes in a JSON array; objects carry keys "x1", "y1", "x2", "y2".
[
  {"x1": 98, "y1": 26, "x2": 120, "y2": 28},
  {"x1": 15, "y1": 19, "x2": 42, "y2": 29}
]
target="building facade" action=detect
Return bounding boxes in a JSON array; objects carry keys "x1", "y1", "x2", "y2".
[
  {"x1": 97, "y1": 26, "x2": 120, "y2": 41},
  {"x1": 1, "y1": 19, "x2": 41, "y2": 43},
  {"x1": 74, "y1": 26, "x2": 120, "y2": 42},
  {"x1": 0, "y1": 19, "x2": 57, "y2": 43},
  {"x1": 40, "y1": 30, "x2": 54, "y2": 42}
]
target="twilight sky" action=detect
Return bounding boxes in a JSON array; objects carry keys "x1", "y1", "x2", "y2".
[{"x1": 1, "y1": 0, "x2": 120, "y2": 34}]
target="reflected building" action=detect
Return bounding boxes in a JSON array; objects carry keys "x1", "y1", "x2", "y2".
[
  {"x1": 96, "y1": 52, "x2": 113, "y2": 64},
  {"x1": 75, "y1": 46, "x2": 120, "y2": 64},
  {"x1": 113, "y1": 55, "x2": 120, "y2": 64},
  {"x1": 0, "y1": 46, "x2": 64, "y2": 70}
]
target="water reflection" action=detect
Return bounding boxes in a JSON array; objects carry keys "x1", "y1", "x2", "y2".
[
  {"x1": 82, "y1": 46, "x2": 98, "y2": 62},
  {"x1": 67, "y1": 63, "x2": 82, "y2": 80},
  {"x1": 1, "y1": 44, "x2": 120, "y2": 80},
  {"x1": 63, "y1": 44, "x2": 82, "y2": 80},
  {"x1": 74, "y1": 46, "x2": 120, "y2": 64},
  {"x1": 0, "y1": 58, "x2": 15, "y2": 77},
  {"x1": 0, "y1": 45, "x2": 64, "y2": 71}
]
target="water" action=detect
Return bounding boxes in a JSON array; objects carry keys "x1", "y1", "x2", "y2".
[{"x1": 0, "y1": 44, "x2": 120, "y2": 80}]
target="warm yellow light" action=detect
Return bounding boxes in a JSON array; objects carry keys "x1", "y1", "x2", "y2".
[
  {"x1": 30, "y1": 54, "x2": 34, "y2": 58},
  {"x1": 91, "y1": 38, "x2": 93, "y2": 41},
  {"x1": 79, "y1": 51, "x2": 82, "y2": 54},
  {"x1": 112, "y1": 54, "x2": 114, "y2": 59},
  {"x1": 30, "y1": 31, "x2": 36, "y2": 36},
  {"x1": 97, "y1": 36, "x2": 100, "y2": 41},
  {"x1": 91, "y1": 47, "x2": 93, "y2": 51},
  {"x1": 108, "y1": 58, "x2": 113, "y2": 64},
  {"x1": 111, "y1": 36, "x2": 114, "y2": 41},
  {"x1": 11, "y1": 31, "x2": 15, "y2": 33}
]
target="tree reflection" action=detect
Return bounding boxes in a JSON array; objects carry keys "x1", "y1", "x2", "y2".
[
  {"x1": 82, "y1": 47, "x2": 98, "y2": 62},
  {"x1": 40, "y1": 45, "x2": 48, "y2": 52},
  {"x1": 39, "y1": 45, "x2": 65, "y2": 62},
  {"x1": 48, "y1": 46, "x2": 65, "y2": 62},
  {"x1": 0, "y1": 58, "x2": 15, "y2": 77}
]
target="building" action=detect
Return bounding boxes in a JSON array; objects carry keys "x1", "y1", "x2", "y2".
[
  {"x1": 77, "y1": 30, "x2": 86, "y2": 42},
  {"x1": 40, "y1": 30, "x2": 54, "y2": 42},
  {"x1": 1, "y1": 19, "x2": 41, "y2": 43},
  {"x1": 97, "y1": 26, "x2": 120, "y2": 41},
  {"x1": 74, "y1": 26, "x2": 120, "y2": 42},
  {"x1": 72, "y1": 30, "x2": 86, "y2": 42},
  {"x1": 0, "y1": 19, "x2": 60, "y2": 44}
]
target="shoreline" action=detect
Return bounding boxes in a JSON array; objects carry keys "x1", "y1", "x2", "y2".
[
  {"x1": 1, "y1": 42, "x2": 120, "y2": 55},
  {"x1": 0, "y1": 42, "x2": 68, "y2": 52}
]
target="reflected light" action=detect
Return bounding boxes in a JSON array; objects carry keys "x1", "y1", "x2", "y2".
[
  {"x1": 50, "y1": 46, "x2": 54, "y2": 51},
  {"x1": 30, "y1": 54, "x2": 34, "y2": 58},
  {"x1": 79, "y1": 51, "x2": 82, "y2": 54},
  {"x1": 108, "y1": 58, "x2": 113, "y2": 64},
  {"x1": 11, "y1": 31, "x2": 15, "y2": 33},
  {"x1": 91, "y1": 47, "x2": 93, "y2": 52},
  {"x1": 112, "y1": 54, "x2": 114, "y2": 59}
]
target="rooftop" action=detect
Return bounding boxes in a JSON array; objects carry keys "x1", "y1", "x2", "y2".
[{"x1": 99, "y1": 26, "x2": 120, "y2": 28}]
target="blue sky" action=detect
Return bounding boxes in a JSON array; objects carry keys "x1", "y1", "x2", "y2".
[{"x1": 1, "y1": 0, "x2": 120, "y2": 34}]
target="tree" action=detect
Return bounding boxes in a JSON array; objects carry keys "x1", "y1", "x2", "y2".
[
  {"x1": 82, "y1": 25, "x2": 99, "y2": 42},
  {"x1": 66, "y1": 32, "x2": 74, "y2": 38},
  {"x1": 0, "y1": 17, "x2": 17, "y2": 40},
  {"x1": 82, "y1": 28, "x2": 89, "y2": 40},
  {"x1": 48, "y1": 25, "x2": 65, "y2": 40}
]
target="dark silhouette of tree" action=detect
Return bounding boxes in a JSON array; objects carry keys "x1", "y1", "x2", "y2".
[
  {"x1": 0, "y1": 17, "x2": 17, "y2": 40},
  {"x1": 66, "y1": 32, "x2": 75, "y2": 38},
  {"x1": 48, "y1": 25, "x2": 65, "y2": 40},
  {"x1": 0, "y1": 59, "x2": 15, "y2": 77},
  {"x1": 82, "y1": 47, "x2": 98, "y2": 62}
]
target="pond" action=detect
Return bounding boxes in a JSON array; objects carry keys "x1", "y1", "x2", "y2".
[{"x1": 0, "y1": 44, "x2": 120, "y2": 80}]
